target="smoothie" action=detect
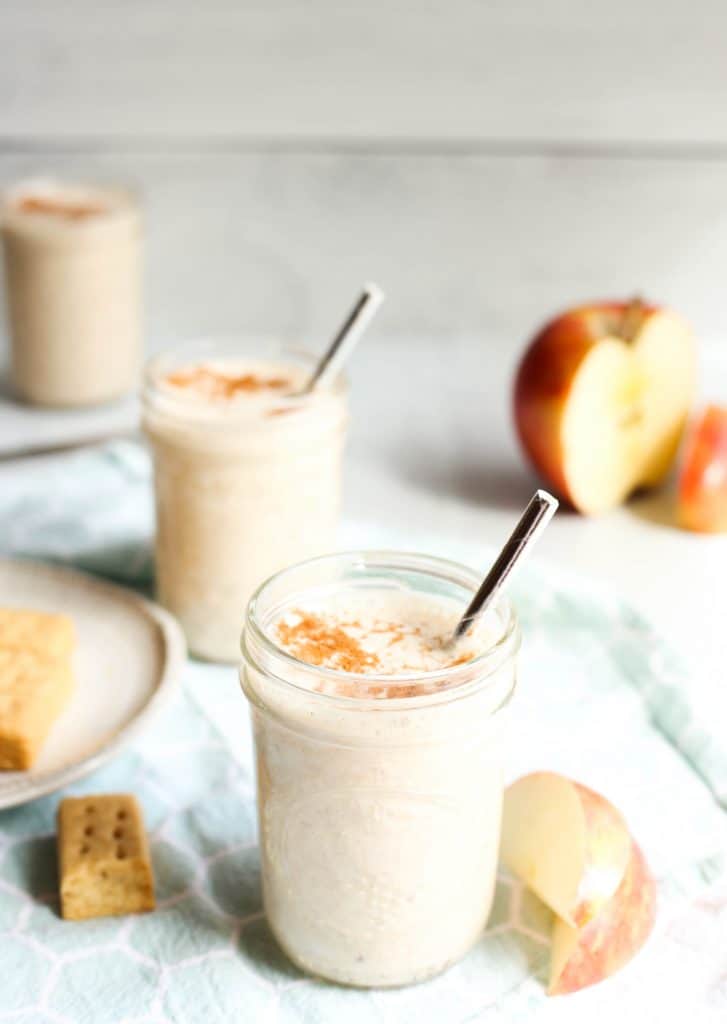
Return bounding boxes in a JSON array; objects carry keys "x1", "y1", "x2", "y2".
[
  {"x1": 1, "y1": 180, "x2": 141, "y2": 406},
  {"x1": 241, "y1": 552, "x2": 520, "y2": 987},
  {"x1": 143, "y1": 343, "x2": 348, "y2": 661}
]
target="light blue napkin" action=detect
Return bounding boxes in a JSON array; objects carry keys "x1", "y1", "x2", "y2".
[{"x1": 0, "y1": 440, "x2": 154, "y2": 586}]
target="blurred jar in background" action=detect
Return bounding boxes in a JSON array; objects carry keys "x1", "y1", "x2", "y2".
[
  {"x1": 1, "y1": 180, "x2": 142, "y2": 407},
  {"x1": 142, "y1": 338, "x2": 349, "y2": 662}
]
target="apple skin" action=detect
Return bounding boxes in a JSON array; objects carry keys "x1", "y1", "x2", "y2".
[
  {"x1": 500, "y1": 771, "x2": 632, "y2": 928},
  {"x1": 549, "y1": 839, "x2": 656, "y2": 996},
  {"x1": 513, "y1": 304, "x2": 631, "y2": 503},
  {"x1": 513, "y1": 300, "x2": 694, "y2": 514},
  {"x1": 569, "y1": 778, "x2": 633, "y2": 928},
  {"x1": 677, "y1": 405, "x2": 727, "y2": 533},
  {"x1": 501, "y1": 771, "x2": 656, "y2": 997}
]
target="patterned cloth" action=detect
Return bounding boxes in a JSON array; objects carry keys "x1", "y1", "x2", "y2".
[{"x1": 0, "y1": 442, "x2": 725, "y2": 1022}]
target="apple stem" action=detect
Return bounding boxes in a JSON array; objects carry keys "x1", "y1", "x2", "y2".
[{"x1": 619, "y1": 296, "x2": 646, "y2": 344}]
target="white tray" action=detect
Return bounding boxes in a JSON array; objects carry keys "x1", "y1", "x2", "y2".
[{"x1": 0, "y1": 379, "x2": 139, "y2": 458}]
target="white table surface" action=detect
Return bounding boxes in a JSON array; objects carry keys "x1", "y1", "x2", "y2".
[
  {"x1": 1, "y1": 336, "x2": 725, "y2": 722},
  {"x1": 345, "y1": 338, "x2": 727, "y2": 721}
]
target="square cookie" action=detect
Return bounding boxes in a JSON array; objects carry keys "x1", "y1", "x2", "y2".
[
  {"x1": 0, "y1": 648, "x2": 75, "y2": 770},
  {"x1": 58, "y1": 794, "x2": 155, "y2": 921},
  {"x1": 0, "y1": 608, "x2": 75, "y2": 659}
]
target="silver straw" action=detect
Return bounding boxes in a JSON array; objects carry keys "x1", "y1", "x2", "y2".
[
  {"x1": 451, "y1": 489, "x2": 558, "y2": 642},
  {"x1": 302, "y1": 283, "x2": 385, "y2": 394}
]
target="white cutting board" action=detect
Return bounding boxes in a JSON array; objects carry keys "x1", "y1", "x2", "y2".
[{"x1": 0, "y1": 374, "x2": 139, "y2": 458}]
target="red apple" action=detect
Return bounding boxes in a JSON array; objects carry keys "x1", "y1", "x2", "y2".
[
  {"x1": 500, "y1": 772, "x2": 656, "y2": 995},
  {"x1": 677, "y1": 404, "x2": 727, "y2": 533},
  {"x1": 514, "y1": 300, "x2": 696, "y2": 514}
]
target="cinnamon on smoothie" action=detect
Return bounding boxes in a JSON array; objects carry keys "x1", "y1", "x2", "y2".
[
  {"x1": 14, "y1": 195, "x2": 106, "y2": 220},
  {"x1": 165, "y1": 366, "x2": 292, "y2": 401},
  {"x1": 275, "y1": 607, "x2": 479, "y2": 677}
]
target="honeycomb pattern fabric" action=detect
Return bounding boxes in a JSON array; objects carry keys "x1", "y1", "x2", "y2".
[
  {"x1": 0, "y1": 568, "x2": 725, "y2": 1023},
  {"x1": 0, "y1": 444, "x2": 725, "y2": 1020}
]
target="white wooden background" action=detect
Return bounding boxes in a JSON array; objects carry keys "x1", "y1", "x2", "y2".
[
  {"x1": 2, "y1": 1, "x2": 727, "y2": 351},
  {"x1": 3, "y1": 1, "x2": 727, "y2": 145}
]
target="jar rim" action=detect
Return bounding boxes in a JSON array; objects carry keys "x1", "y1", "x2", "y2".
[{"x1": 241, "y1": 549, "x2": 520, "y2": 710}]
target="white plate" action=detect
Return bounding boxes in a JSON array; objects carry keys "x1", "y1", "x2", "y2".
[{"x1": 0, "y1": 558, "x2": 186, "y2": 809}]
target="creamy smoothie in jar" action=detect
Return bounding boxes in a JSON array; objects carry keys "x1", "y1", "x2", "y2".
[
  {"x1": 241, "y1": 551, "x2": 520, "y2": 988},
  {"x1": 1, "y1": 180, "x2": 141, "y2": 406},
  {"x1": 143, "y1": 340, "x2": 348, "y2": 662}
]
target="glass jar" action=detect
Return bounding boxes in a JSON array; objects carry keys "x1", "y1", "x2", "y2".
[
  {"x1": 1, "y1": 179, "x2": 142, "y2": 407},
  {"x1": 240, "y1": 551, "x2": 520, "y2": 988},
  {"x1": 143, "y1": 338, "x2": 348, "y2": 662}
]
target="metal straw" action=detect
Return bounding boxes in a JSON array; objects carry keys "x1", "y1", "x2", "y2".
[
  {"x1": 302, "y1": 283, "x2": 385, "y2": 394},
  {"x1": 451, "y1": 489, "x2": 559, "y2": 642}
]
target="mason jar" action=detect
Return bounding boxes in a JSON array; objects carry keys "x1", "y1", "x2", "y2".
[
  {"x1": 143, "y1": 338, "x2": 348, "y2": 662},
  {"x1": 240, "y1": 550, "x2": 520, "y2": 987},
  {"x1": 1, "y1": 179, "x2": 142, "y2": 407}
]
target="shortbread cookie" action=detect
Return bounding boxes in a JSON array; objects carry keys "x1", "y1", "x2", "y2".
[
  {"x1": 0, "y1": 648, "x2": 74, "y2": 770},
  {"x1": 0, "y1": 608, "x2": 75, "y2": 659},
  {"x1": 58, "y1": 794, "x2": 155, "y2": 920}
]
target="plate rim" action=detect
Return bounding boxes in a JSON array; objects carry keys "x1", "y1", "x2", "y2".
[{"x1": 0, "y1": 556, "x2": 186, "y2": 810}]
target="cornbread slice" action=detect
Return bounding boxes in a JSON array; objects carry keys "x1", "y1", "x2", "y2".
[
  {"x1": 58, "y1": 794, "x2": 155, "y2": 921},
  {"x1": 0, "y1": 608, "x2": 75, "y2": 659},
  {"x1": 0, "y1": 647, "x2": 75, "y2": 770}
]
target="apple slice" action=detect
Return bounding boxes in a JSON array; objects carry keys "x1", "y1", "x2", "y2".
[
  {"x1": 549, "y1": 839, "x2": 656, "y2": 995},
  {"x1": 500, "y1": 772, "x2": 632, "y2": 927},
  {"x1": 514, "y1": 300, "x2": 695, "y2": 514},
  {"x1": 500, "y1": 772, "x2": 656, "y2": 995},
  {"x1": 677, "y1": 405, "x2": 727, "y2": 533}
]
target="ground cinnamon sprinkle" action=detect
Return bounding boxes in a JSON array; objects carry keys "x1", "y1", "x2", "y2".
[
  {"x1": 167, "y1": 366, "x2": 291, "y2": 400},
  {"x1": 267, "y1": 406, "x2": 297, "y2": 418},
  {"x1": 276, "y1": 610, "x2": 476, "y2": 681},
  {"x1": 17, "y1": 196, "x2": 105, "y2": 219},
  {"x1": 277, "y1": 613, "x2": 381, "y2": 673}
]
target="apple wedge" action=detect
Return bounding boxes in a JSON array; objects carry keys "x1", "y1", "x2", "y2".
[
  {"x1": 500, "y1": 772, "x2": 632, "y2": 927},
  {"x1": 549, "y1": 839, "x2": 656, "y2": 995},
  {"x1": 514, "y1": 300, "x2": 696, "y2": 514},
  {"x1": 500, "y1": 772, "x2": 656, "y2": 995},
  {"x1": 677, "y1": 404, "x2": 727, "y2": 533}
]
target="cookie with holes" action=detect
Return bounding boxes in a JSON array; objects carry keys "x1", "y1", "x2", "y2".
[{"x1": 57, "y1": 794, "x2": 155, "y2": 920}]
